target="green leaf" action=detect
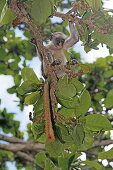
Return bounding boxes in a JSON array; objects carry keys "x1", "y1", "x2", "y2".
[
  {"x1": 32, "y1": 122, "x2": 45, "y2": 140},
  {"x1": 35, "y1": 152, "x2": 46, "y2": 168},
  {"x1": 59, "y1": 107, "x2": 75, "y2": 118},
  {"x1": 21, "y1": 67, "x2": 41, "y2": 84},
  {"x1": 25, "y1": 0, "x2": 54, "y2": 25},
  {"x1": 104, "y1": 89, "x2": 113, "y2": 108},
  {"x1": 70, "y1": 78, "x2": 84, "y2": 93},
  {"x1": 57, "y1": 96, "x2": 79, "y2": 109},
  {"x1": 94, "y1": 32, "x2": 113, "y2": 48},
  {"x1": 14, "y1": 75, "x2": 21, "y2": 86},
  {"x1": 0, "y1": 48, "x2": 7, "y2": 60},
  {"x1": 58, "y1": 157, "x2": 68, "y2": 170},
  {"x1": 104, "y1": 70, "x2": 113, "y2": 78},
  {"x1": 0, "y1": 4, "x2": 15, "y2": 27},
  {"x1": 94, "y1": 92, "x2": 103, "y2": 101},
  {"x1": 79, "y1": 131, "x2": 94, "y2": 150},
  {"x1": 37, "y1": 133, "x2": 46, "y2": 143},
  {"x1": 0, "y1": 63, "x2": 7, "y2": 72},
  {"x1": 85, "y1": 114, "x2": 112, "y2": 131},
  {"x1": 7, "y1": 86, "x2": 16, "y2": 94},
  {"x1": 57, "y1": 75, "x2": 77, "y2": 100},
  {"x1": 83, "y1": 160, "x2": 104, "y2": 170},
  {"x1": 72, "y1": 124, "x2": 85, "y2": 146},
  {"x1": 33, "y1": 95, "x2": 43, "y2": 113},
  {"x1": 45, "y1": 158, "x2": 56, "y2": 170},
  {"x1": 79, "y1": 64, "x2": 90, "y2": 73},
  {"x1": 85, "y1": 0, "x2": 102, "y2": 10},
  {"x1": 75, "y1": 89, "x2": 91, "y2": 116},
  {"x1": 17, "y1": 81, "x2": 38, "y2": 95},
  {"x1": 45, "y1": 140, "x2": 64, "y2": 157},
  {"x1": 98, "y1": 148, "x2": 113, "y2": 160},
  {"x1": 56, "y1": 124, "x2": 74, "y2": 145},
  {"x1": 0, "y1": 0, "x2": 6, "y2": 15},
  {"x1": 24, "y1": 91, "x2": 40, "y2": 105},
  {"x1": 57, "y1": 89, "x2": 91, "y2": 113},
  {"x1": 9, "y1": 61, "x2": 19, "y2": 71}
]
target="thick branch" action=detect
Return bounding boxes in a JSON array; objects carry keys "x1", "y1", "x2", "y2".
[
  {"x1": 0, "y1": 134, "x2": 25, "y2": 143},
  {"x1": 0, "y1": 142, "x2": 44, "y2": 152},
  {"x1": 0, "y1": 134, "x2": 44, "y2": 163}
]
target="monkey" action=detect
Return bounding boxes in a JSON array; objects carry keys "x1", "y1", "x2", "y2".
[
  {"x1": 31, "y1": 21, "x2": 79, "y2": 78},
  {"x1": 44, "y1": 21, "x2": 79, "y2": 78}
]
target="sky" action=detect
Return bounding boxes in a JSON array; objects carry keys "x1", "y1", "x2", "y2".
[{"x1": 0, "y1": 0, "x2": 113, "y2": 169}]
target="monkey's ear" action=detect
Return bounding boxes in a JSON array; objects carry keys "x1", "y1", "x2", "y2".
[{"x1": 49, "y1": 33, "x2": 53, "y2": 40}]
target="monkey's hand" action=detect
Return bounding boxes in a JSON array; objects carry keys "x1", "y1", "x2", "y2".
[
  {"x1": 51, "y1": 59, "x2": 62, "y2": 66},
  {"x1": 67, "y1": 59, "x2": 78, "y2": 65}
]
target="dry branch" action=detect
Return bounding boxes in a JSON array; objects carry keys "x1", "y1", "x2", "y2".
[
  {"x1": 0, "y1": 134, "x2": 45, "y2": 163},
  {"x1": 1, "y1": 134, "x2": 113, "y2": 161},
  {"x1": 0, "y1": 134, "x2": 25, "y2": 143},
  {"x1": 0, "y1": 142, "x2": 44, "y2": 152}
]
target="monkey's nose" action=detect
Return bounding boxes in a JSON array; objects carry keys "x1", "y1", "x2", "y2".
[{"x1": 57, "y1": 42, "x2": 62, "y2": 48}]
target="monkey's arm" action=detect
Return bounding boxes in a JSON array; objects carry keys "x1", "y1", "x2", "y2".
[{"x1": 64, "y1": 22, "x2": 79, "y2": 49}]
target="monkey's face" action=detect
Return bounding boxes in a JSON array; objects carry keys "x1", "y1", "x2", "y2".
[
  {"x1": 52, "y1": 32, "x2": 66, "y2": 49},
  {"x1": 55, "y1": 37, "x2": 65, "y2": 49}
]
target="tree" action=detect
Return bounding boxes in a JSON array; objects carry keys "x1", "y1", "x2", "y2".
[{"x1": 0, "y1": 0, "x2": 113, "y2": 169}]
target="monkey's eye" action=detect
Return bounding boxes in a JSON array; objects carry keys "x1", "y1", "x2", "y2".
[
  {"x1": 61, "y1": 39, "x2": 65, "y2": 43},
  {"x1": 56, "y1": 38, "x2": 60, "y2": 44},
  {"x1": 56, "y1": 38, "x2": 60, "y2": 41}
]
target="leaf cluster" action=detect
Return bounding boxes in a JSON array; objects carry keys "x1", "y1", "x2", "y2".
[{"x1": 16, "y1": 66, "x2": 112, "y2": 169}]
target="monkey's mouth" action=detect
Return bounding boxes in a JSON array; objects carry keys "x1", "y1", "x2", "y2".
[{"x1": 56, "y1": 42, "x2": 63, "y2": 49}]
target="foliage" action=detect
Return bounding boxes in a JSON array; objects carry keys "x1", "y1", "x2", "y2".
[
  {"x1": 0, "y1": 0, "x2": 113, "y2": 169},
  {"x1": 0, "y1": 108, "x2": 23, "y2": 137}
]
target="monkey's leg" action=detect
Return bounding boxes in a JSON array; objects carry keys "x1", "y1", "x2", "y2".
[{"x1": 44, "y1": 79, "x2": 55, "y2": 142}]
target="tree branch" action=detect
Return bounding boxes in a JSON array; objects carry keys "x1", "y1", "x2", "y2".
[
  {"x1": 0, "y1": 134, "x2": 25, "y2": 143},
  {"x1": 16, "y1": 151, "x2": 35, "y2": 163},
  {"x1": 79, "y1": 139, "x2": 113, "y2": 157},
  {"x1": 0, "y1": 134, "x2": 44, "y2": 153},
  {"x1": 1, "y1": 134, "x2": 113, "y2": 161},
  {"x1": 92, "y1": 139, "x2": 113, "y2": 148},
  {"x1": 52, "y1": 11, "x2": 80, "y2": 24},
  {"x1": 0, "y1": 134, "x2": 45, "y2": 164},
  {"x1": 53, "y1": 7, "x2": 111, "y2": 34},
  {"x1": 0, "y1": 142, "x2": 44, "y2": 152}
]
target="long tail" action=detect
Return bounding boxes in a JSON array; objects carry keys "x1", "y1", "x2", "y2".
[{"x1": 44, "y1": 79, "x2": 55, "y2": 142}]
